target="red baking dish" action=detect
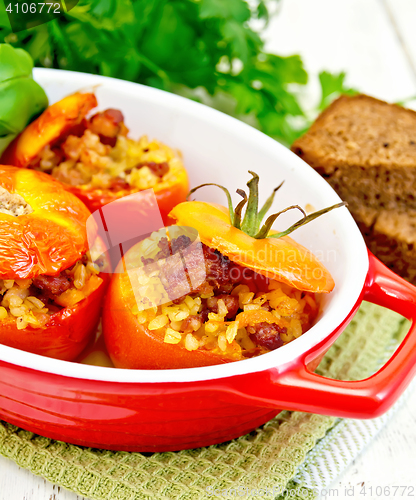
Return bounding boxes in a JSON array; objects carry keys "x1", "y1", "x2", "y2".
[{"x1": 1, "y1": 69, "x2": 416, "y2": 452}]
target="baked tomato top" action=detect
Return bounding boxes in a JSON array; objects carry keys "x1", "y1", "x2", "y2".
[
  {"x1": 170, "y1": 201, "x2": 335, "y2": 293},
  {"x1": 0, "y1": 165, "x2": 93, "y2": 279},
  {"x1": 1, "y1": 92, "x2": 97, "y2": 168},
  {"x1": 170, "y1": 172, "x2": 346, "y2": 294}
]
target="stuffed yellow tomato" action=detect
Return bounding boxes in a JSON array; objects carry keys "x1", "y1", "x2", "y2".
[
  {"x1": 2, "y1": 92, "x2": 189, "y2": 222},
  {"x1": 103, "y1": 172, "x2": 345, "y2": 369}
]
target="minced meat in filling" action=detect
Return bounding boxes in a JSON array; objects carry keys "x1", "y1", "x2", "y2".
[
  {"x1": 34, "y1": 108, "x2": 183, "y2": 192},
  {"x1": 130, "y1": 235, "x2": 318, "y2": 360},
  {"x1": 0, "y1": 252, "x2": 103, "y2": 329}
]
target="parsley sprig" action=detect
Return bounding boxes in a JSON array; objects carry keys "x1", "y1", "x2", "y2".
[{"x1": 0, "y1": 0, "x2": 356, "y2": 145}]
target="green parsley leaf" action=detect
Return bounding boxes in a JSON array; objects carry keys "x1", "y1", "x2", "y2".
[
  {"x1": 0, "y1": 0, "x2": 358, "y2": 146},
  {"x1": 318, "y1": 70, "x2": 358, "y2": 111}
]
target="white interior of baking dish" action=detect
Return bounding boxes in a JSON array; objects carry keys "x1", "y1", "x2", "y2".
[{"x1": 0, "y1": 69, "x2": 368, "y2": 383}]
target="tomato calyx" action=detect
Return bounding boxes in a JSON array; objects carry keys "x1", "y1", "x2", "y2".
[{"x1": 188, "y1": 171, "x2": 347, "y2": 240}]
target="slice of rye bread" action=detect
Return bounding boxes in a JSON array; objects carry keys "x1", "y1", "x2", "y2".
[
  {"x1": 291, "y1": 94, "x2": 416, "y2": 213},
  {"x1": 353, "y1": 207, "x2": 416, "y2": 285}
]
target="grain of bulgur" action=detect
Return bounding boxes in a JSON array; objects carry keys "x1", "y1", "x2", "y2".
[
  {"x1": 0, "y1": 253, "x2": 102, "y2": 329},
  {"x1": 130, "y1": 274, "x2": 318, "y2": 359}
]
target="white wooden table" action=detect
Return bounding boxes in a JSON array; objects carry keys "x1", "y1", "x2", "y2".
[{"x1": 1, "y1": 1, "x2": 416, "y2": 498}]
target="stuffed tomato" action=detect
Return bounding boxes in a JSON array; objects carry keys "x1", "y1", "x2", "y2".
[
  {"x1": 0, "y1": 165, "x2": 108, "y2": 361},
  {"x1": 103, "y1": 172, "x2": 344, "y2": 369},
  {"x1": 2, "y1": 92, "x2": 189, "y2": 221}
]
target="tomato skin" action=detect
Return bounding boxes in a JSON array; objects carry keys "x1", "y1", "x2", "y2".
[
  {"x1": 66, "y1": 168, "x2": 189, "y2": 224},
  {"x1": 153, "y1": 173, "x2": 190, "y2": 225},
  {"x1": 0, "y1": 165, "x2": 93, "y2": 280},
  {"x1": 102, "y1": 271, "x2": 230, "y2": 369},
  {"x1": 1, "y1": 93, "x2": 97, "y2": 168},
  {"x1": 0, "y1": 274, "x2": 108, "y2": 361}
]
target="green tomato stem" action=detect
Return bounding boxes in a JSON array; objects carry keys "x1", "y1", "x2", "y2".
[
  {"x1": 187, "y1": 183, "x2": 235, "y2": 225},
  {"x1": 267, "y1": 202, "x2": 347, "y2": 239},
  {"x1": 255, "y1": 205, "x2": 306, "y2": 239},
  {"x1": 187, "y1": 173, "x2": 347, "y2": 242},
  {"x1": 233, "y1": 189, "x2": 248, "y2": 230},
  {"x1": 257, "y1": 181, "x2": 284, "y2": 226},
  {"x1": 241, "y1": 171, "x2": 259, "y2": 236}
]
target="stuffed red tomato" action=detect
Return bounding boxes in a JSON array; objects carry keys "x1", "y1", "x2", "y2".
[
  {"x1": 0, "y1": 165, "x2": 109, "y2": 360},
  {"x1": 103, "y1": 172, "x2": 344, "y2": 369}
]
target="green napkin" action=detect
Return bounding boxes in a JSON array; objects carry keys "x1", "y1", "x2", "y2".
[{"x1": 0, "y1": 302, "x2": 409, "y2": 500}]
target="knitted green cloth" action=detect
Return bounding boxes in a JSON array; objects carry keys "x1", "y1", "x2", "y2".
[{"x1": 0, "y1": 302, "x2": 409, "y2": 500}]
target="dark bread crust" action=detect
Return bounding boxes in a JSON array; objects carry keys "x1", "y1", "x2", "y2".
[
  {"x1": 292, "y1": 95, "x2": 416, "y2": 211},
  {"x1": 291, "y1": 94, "x2": 416, "y2": 284},
  {"x1": 353, "y1": 207, "x2": 416, "y2": 285}
]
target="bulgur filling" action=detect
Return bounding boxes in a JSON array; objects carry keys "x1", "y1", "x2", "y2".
[
  {"x1": 0, "y1": 186, "x2": 33, "y2": 217},
  {"x1": 33, "y1": 108, "x2": 184, "y2": 192},
  {"x1": 0, "y1": 252, "x2": 104, "y2": 330},
  {"x1": 129, "y1": 234, "x2": 318, "y2": 361}
]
